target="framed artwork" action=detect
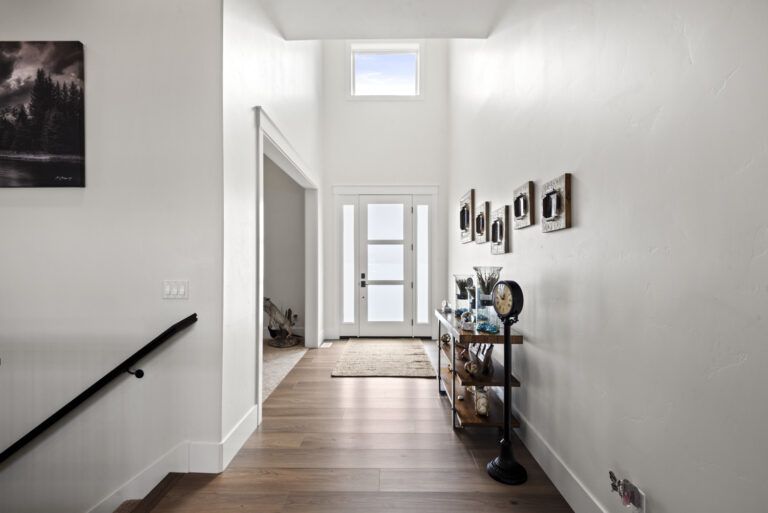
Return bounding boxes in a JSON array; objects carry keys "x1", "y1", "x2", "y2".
[
  {"x1": 459, "y1": 189, "x2": 475, "y2": 243},
  {"x1": 490, "y1": 205, "x2": 510, "y2": 254},
  {"x1": 0, "y1": 41, "x2": 85, "y2": 187},
  {"x1": 474, "y1": 200, "x2": 490, "y2": 244},
  {"x1": 541, "y1": 173, "x2": 572, "y2": 233},
  {"x1": 513, "y1": 181, "x2": 534, "y2": 229}
]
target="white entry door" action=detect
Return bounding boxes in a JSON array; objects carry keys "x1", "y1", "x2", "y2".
[
  {"x1": 360, "y1": 195, "x2": 413, "y2": 336},
  {"x1": 338, "y1": 192, "x2": 433, "y2": 338}
]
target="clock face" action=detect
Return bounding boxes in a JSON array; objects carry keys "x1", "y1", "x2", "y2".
[{"x1": 493, "y1": 282, "x2": 513, "y2": 317}]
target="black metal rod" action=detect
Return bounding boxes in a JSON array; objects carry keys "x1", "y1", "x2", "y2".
[{"x1": 0, "y1": 313, "x2": 198, "y2": 466}]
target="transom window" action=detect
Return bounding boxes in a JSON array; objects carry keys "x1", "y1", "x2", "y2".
[{"x1": 350, "y1": 43, "x2": 421, "y2": 97}]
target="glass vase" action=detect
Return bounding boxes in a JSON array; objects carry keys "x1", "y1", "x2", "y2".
[
  {"x1": 453, "y1": 274, "x2": 472, "y2": 317},
  {"x1": 473, "y1": 266, "x2": 503, "y2": 331}
]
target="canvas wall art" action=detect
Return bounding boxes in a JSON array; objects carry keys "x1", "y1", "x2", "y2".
[{"x1": 0, "y1": 41, "x2": 84, "y2": 187}]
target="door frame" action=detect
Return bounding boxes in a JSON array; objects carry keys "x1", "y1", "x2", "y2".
[
  {"x1": 254, "y1": 108, "x2": 320, "y2": 422},
  {"x1": 334, "y1": 185, "x2": 438, "y2": 338}
]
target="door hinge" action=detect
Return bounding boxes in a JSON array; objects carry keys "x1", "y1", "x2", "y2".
[
  {"x1": 410, "y1": 281, "x2": 413, "y2": 289},
  {"x1": 411, "y1": 206, "x2": 414, "y2": 213},
  {"x1": 411, "y1": 319, "x2": 414, "y2": 326}
]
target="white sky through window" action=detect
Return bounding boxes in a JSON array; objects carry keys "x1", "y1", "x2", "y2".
[{"x1": 353, "y1": 52, "x2": 418, "y2": 96}]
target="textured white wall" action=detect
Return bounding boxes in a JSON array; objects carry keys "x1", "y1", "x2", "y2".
[
  {"x1": 321, "y1": 39, "x2": 450, "y2": 338},
  {"x1": 448, "y1": 1, "x2": 768, "y2": 512},
  {"x1": 222, "y1": 0, "x2": 323, "y2": 434},
  {"x1": 264, "y1": 157, "x2": 306, "y2": 331},
  {"x1": 0, "y1": 1, "x2": 223, "y2": 512}
]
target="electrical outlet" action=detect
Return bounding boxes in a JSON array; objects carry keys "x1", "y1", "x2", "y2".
[
  {"x1": 162, "y1": 280, "x2": 189, "y2": 299},
  {"x1": 609, "y1": 471, "x2": 645, "y2": 512}
]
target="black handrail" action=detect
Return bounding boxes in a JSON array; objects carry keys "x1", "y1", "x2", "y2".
[{"x1": 0, "y1": 313, "x2": 198, "y2": 465}]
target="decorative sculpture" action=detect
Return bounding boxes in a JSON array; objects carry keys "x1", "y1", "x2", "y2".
[{"x1": 264, "y1": 297, "x2": 302, "y2": 348}]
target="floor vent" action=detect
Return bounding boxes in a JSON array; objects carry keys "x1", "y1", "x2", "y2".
[{"x1": 320, "y1": 342, "x2": 333, "y2": 348}]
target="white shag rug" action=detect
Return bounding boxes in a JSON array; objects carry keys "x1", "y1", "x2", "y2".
[
  {"x1": 263, "y1": 341, "x2": 307, "y2": 399},
  {"x1": 331, "y1": 339, "x2": 435, "y2": 378}
]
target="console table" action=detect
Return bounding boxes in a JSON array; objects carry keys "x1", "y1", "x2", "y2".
[{"x1": 435, "y1": 309, "x2": 522, "y2": 429}]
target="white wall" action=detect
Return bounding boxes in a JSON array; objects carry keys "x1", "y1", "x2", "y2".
[
  {"x1": 264, "y1": 157, "x2": 306, "y2": 333},
  {"x1": 321, "y1": 39, "x2": 450, "y2": 337},
  {"x1": 0, "y1": 1, "x2": 223, "y2": 512},
  {"x1": 448, "y1": 1, "x2": 768, "y2": 512},
  {"x1": 222, "y1": 0, "x2": 323, "y2": 435}
]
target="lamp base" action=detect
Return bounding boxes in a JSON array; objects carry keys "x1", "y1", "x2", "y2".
[{"x1": 487, "y1": 455, "x2": 527, "y2": 485}]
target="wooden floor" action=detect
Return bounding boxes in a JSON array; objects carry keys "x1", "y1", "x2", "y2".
[{"x1": 150, "y1": 341, "x2": 573, "y2": 513}]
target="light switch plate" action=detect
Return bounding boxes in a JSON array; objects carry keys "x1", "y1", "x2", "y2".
[{"x1": 163, "y1": 280, "x2": 189, "y2": 299}]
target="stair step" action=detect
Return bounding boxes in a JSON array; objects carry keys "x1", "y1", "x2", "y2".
[
  {"x1": 112, "y1": 473, "x2": 184, "y2": 513},
  {"x1": 113, "y1": 500, "x2": 141, "y2": 513}
]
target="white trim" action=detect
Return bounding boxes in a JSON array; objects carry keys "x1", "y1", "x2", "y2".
[
  {"x1": 87, "y1": 442, "x2": 188, "y2": 513},
  {"x1": 515, "y1": 409, "x2": 609, "y2": 513},
  {"x1": 220, "y1": 405, "x2": 259, "y2": 469},
  {"x1": 333, "y1": 185, "x2": 438, "y2": 196},
  {"x1": 253, "y1": 107, "x2": 322, "y2": 434},
  {"x1": 89, "y1": 407, "x2": 260, "y2": 512}
]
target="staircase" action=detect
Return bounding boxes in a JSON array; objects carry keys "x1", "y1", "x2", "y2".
[{"x1": 112, "y1": 473, "x2": 183, "y2": 513}]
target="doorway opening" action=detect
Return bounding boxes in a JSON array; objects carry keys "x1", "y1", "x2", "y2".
[
  {"x1": 262, "y1": 156, "x2": 308, "y2": 399},
  {"x1": 336, "y1": 189, "x2": 436, "y2": 338}
]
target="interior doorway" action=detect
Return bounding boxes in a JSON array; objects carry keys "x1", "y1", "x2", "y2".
[{"x1": 336, "y1": 190, "x2": 435, "y2": 338}]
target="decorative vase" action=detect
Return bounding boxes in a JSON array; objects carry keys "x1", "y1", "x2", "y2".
[
  {"x1": 453, "y1": 274, "x2": 472, "y2": 315},
  {"x1": 473, "y1": 266, "x2": 502, "y2": 328}
]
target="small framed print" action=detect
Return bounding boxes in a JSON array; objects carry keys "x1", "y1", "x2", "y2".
[
  {"x1": 490, "y1": 205, "x2": 510, "y2": 255},
  {"x1": 541, "y1": 173, "x2": 572, "y2": 233},
  {"x1": 459, "y1": 189, "x2": 475, "y2": 243},
  {"x1": 474, "y1": 200, "x2": 490, "y2": 244},
  {"x1": 513, "y1": 181, "x2": 534, "y2": 229}
]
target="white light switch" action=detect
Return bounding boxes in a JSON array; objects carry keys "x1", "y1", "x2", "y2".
[{"x1": 163, "y1": 280, "x2": 189, "y2": 299}]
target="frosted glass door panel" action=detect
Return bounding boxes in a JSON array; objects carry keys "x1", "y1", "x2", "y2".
[
  {"x1": 342, "y1": 204, "x2": 355, "y2": 323},
  {"x1": 367, "y1": 285, "x2": 405, "y2": 322},
  {"x1": 367, "y1": 244, "x2": 404, "y2": 281},
  {"x1": 367, "y1": 204, "x2": 404, "y2": 240},
  {"x1": 416, "y1": 204, "x2": 429, "y2": 324}
]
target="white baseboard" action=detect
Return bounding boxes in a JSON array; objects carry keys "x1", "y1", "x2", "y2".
[
  {"x1": 189, "y1": 405, "x2": 260, "y2": 473},
  {"x1": 515, "y1": 409, "x2": 608, "y2": 513},
  {"x1": 87, "y1": 406, "x2": 260, "y2": 513},
  {"x1": 87, "y1": 441, "x2": 188, "y2": 513},
  {"x1": 221, "y1": 405, "x2": 259, "y2": 468}
]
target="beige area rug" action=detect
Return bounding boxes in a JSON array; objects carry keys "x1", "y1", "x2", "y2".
[
  {"x1": 332, "y1": 339, "x2": 436, "y2": 378},
  {"x1": 263, "y1": 341, "x2": 307, "y2": 399}
]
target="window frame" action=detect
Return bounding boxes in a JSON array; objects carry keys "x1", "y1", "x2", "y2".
[{"x1": 347, "y1": 41, "x2": 424, "y2": 101}]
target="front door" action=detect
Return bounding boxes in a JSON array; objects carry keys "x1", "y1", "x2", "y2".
[
  {"x1": 359, "y1": 195, "x2": 413, "y2": 336},
  {"x1": 337, "y1": 192, "x2": 433, "y2": 338}
]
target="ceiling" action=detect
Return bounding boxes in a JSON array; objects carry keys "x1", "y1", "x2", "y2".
[{"x1": 257, "y1": 0, "x2": 508, "y2": 40}]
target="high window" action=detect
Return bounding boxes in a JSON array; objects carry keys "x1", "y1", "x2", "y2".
[{"x1": 350, "y1": 43, "x2": 421, "y2": 97}]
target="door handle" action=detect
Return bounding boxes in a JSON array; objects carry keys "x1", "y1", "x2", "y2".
[{"x1": 361, "y1": 280, "x2": 366, "y2": 288}]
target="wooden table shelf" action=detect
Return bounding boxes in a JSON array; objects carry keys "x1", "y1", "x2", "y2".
[
  {"x1": 435, "y1": 309, "x2": 523, "y2": 345},
  {"x1": 439, "y1": 367, "x2": 520, "y2": 429},
  {"x1": 435, "y1": 309, "x2": 524, "y2": 430},
  {"x1": 441, "y1": 342, "x2": 520, "y2": 388}
]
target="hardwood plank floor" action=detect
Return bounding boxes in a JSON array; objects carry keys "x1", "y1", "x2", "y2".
[{"x1": 150, "y1": 341, "x2": 573, "y2": 513}]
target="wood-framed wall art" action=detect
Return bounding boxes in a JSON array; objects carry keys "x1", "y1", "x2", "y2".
[
  {"x1": 459, "y1": 189, "x2": 475, "y2": 243},
  {"x1": 541, "y1": 173, "x2": 572, "y2": 233},
  {"x1": 513, "y1": 181, "x2": 534, "y2": 229},
  {"x1": 490, "y1": 205, "x2": 510, "y2": 255},
  {"x1": 474, "y1": 200, "x2": 490, "y2": 244},
  {"x1": 0, "y1": 41, "x2": 85, "y2": 187}
]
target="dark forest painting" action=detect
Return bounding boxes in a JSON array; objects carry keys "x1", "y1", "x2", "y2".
[{"x1": 0, "y1": 41, "x2": 84, "y2": 187}]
